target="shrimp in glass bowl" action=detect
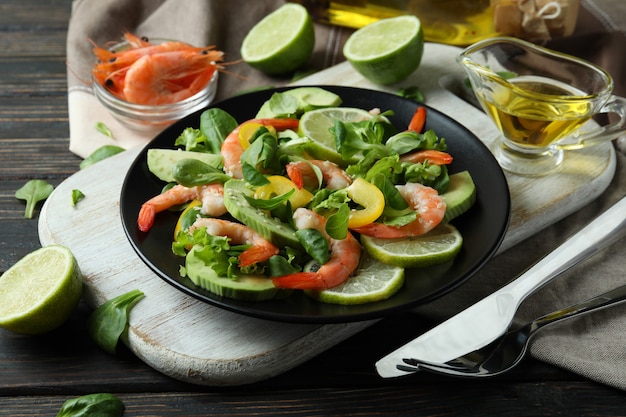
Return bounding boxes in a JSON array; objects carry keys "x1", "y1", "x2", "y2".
[{"x1": 91, "y1": 33, "x2": 223, "y2": 133}]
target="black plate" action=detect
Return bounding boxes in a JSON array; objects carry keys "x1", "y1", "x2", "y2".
[{"x1": 120, "y1": 86, "x2": 510, "y2": 324}]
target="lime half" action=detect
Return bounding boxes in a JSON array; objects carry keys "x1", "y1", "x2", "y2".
[
  {"x1": 0, "y1": 245, "x2": 82, "y2": 334},
  {"x1": 343, "y1": 15, "x2": 424, "y2": 84},
  {"x1": 241, "y1": 3, "x2": 315, "y2": 75},
  {"x1": 361, "y1": 223, "x2": 463, "y2": 268},
  {"x1": 306, "y1": 254, "x2": 404, "y2": 305},
  {"x1": 298, "y1": 107, "x2": 375, "y2": 164}
]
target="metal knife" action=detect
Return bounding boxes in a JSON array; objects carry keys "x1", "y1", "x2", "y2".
[{"x1": 376, "y1": 195, "x2": 626, "y2": 378}]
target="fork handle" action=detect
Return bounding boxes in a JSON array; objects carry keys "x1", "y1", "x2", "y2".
[
  {"x1": 505, "y1": 196, "x2": 626, "y2": 307},
  {"x1": 532, "y1": 284, "x2": 626, "y2": 331}
]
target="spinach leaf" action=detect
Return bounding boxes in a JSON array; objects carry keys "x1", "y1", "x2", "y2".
[
  {"x1": 94, "y1": 121, "x2": 114, "y2": 138},
  {"x1": 71, "y1": 189, "x2": 85, "y2": 206},
  {"x1": 397, "y1": 85, "x2": 425, "y2": 102},
  {"x1": 80, "y1": 145, "x2": 125, "y2": 169},
  {"x1": 244, "y1": 189, "x2": 294, "y2": 210},
  {"x1": 325, "y1": 203, "x2": 350, "y2": 240},
  {"x1": 296, "y1": 228, "x2": 330, "y2": 265},
  {"x1": 56, "y1": 393, "x2": 124, "y2": 417},
  {"x1": 199, "y1": 108, "x2": 238, "y2": 154},
  {"x1": 268, "y1": 254, "x2": 300, "y2": 277},
  {"x1": 172, "y1": 158, "x2": 230, "y2": 187},
  {"x1": 87, "y1": 289, "x2": 145, "y2": 354},
  {"x1": 15, "y1": 179, "x2": 54, "y2": 219}
]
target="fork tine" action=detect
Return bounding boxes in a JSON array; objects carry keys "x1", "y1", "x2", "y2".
[
  {"x1": 395, "y1": 364, "x2": 419, "y2": 373},
  {"x1": 401, "y1": 357, "x2": 475, "y2": 372}
]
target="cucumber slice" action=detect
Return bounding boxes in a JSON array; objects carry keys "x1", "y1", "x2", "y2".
[
  {"x1": 223, "y1": 179, "x2": 303, "y2": 250},
  {"x1": 147, "y1": 149, "x2": 223, "y2": 183},
  {"x1": 441, "y1": 171, "x2": 476, "y2": 222},
  {"x1": 185, "y1": 247, "x2": 290, "y2": 301},
  {"x1": 255, "y1": 87, "x2": 342, "y2": 118}
]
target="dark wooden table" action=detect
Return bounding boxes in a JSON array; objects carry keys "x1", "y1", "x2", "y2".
[{"x1": 2, "y1": 1, "x2": 626, "y2": 415}]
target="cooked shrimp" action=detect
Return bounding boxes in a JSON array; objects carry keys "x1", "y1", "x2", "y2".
[
  {"x1": 351, "y1": 182, "x2": 446, "y2": 238},
  {"x1": 272, "y1": 208, "x2": 361, "y2": 290},
  {"x1": 92, "y1": 41, "x2": 212, "y2": 97},
  {"x1": 190, "y1": 218, "x2": 279, "y2": 267},
  {"x1": 90, "y1": 33, "x2": 224, "y2": 103},
  {"x1": 221, "y1": 118, "x2": 299, "y2": 178},
  {"x1": 137, "y1": 183, "x2": 226, "y2": 232},
  {"x1": 122, "y1": 49, "x2": 222, "y2": 105},
  {"x1": 400, "y1": 149, "x2": 453, "y2": 165},
  {"x1": 285, "y1": 160, "x2": 352, "y2": 190}
]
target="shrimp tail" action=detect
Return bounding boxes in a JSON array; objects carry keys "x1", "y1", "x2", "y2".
[
  {"x1": 272, "y1": 272, "x2": 327, "y2": 290},
  {"x1": 239, "y1": 245, "x2": 279, "y2": 268},
  {"x1": 400, "y1": 149, "x2": 453, "y2": 165},
  {"x1": 285, "y1": 163, "x2": 304, "y2": 189},
  {"x1": 137, "y1": 204, "x2": 156, "y2": 232}
]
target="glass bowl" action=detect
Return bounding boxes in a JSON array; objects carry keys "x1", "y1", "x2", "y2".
[{"x1": 92, "y1": 38, "x2": 218, "y2": 133}]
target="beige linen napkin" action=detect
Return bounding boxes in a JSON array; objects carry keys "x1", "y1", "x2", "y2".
[{"x1": 66, "y1": 0, "x2": 626, "y2": 390}]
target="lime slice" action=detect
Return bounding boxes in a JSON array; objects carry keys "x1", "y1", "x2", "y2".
[
  {"x1": 298, "y1": 107, "x2": 375, "y2": 164},
  {"x1": 0, "y1": 245, "x2": 83, "y2": 334},
  {"x1": 306, "y1": 254, "x2": 404, "y2": 305},
  {"x1": 241, "y1": 3, "x2": 315, "y2": 75},
  {"x1": 361, "y1": 223, "x2": 463, "y2": 268},
  {"x1": 343, "y1": 15, "x2": 424, "y2": 85}
]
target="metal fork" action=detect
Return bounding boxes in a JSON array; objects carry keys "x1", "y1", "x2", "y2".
[{"x1": 398, "y1": 283, "x2": 626, "y2": 378}]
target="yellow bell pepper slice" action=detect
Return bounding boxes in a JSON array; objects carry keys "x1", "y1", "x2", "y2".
[
  {"x1": 174, "y1": 199, "x2": 202, "y2": 240},
  {"x1": 238, "y1": 122, "x2": 276, "y2": 149},
  {"x1": 346, "y1": 177, "x2": 385, "y2": 228},
  {"x1": 254, "y1": 175, "x2": 313, "y2": 209}
]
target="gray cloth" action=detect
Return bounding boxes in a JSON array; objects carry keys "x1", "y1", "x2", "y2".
[{"x1": 67, "y1": 0, "x2": 626, "y2": 389}]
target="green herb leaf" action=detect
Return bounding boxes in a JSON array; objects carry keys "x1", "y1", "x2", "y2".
[
  {"x1": 71, "y1": 189, "x2": 85, "y2": 206},
  {"x1": 325, "y1": 203, "x2": 349, "y2": 240},
  {"x1": 15, "y1": 179, "x2": 54, "y2": 219},
  {"x1": 199, "y1": 108, "x2": 238, "y2": 154},
  {"x1": 172, "y1": 158, "x2": 230, "y2": 187},
  {"x1": 174, "y1": 128, "x2": 208, "y2": 152},
  {"x1": 244, "y1": 188, "x2": 294, "y2": 210},
  {"x1": 80, "y1": 145, "x2": 125, "y2": 169},
  {"x1": 262, "y1": 92, "x2": 300, "y2": 118},
  {"x1": 95, "y1": 121, "x2": 114, "y2": 138},
  {"x1": 56, "y1": 393, "x2": 124, "y2": 417},
  {"x1": 397, "y1": 86, "x2": 425, "y2": 102},
  {"x1": 242, "y1": 162, "x2": 270, "y2": 187},
  {"x1": 268, "y1": 254, "x2": 300, "y2": 277},
  {"x1": 87, "y1": 289, "x2": 145, "y2": 355},
  {"x1": 370, "y1": 172, "x2": 408, "y2": 211},
  {"x1": 296, "y1": 228, "x2": 330, "y2": 265}
]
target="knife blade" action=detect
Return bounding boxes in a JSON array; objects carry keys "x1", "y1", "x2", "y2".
[{"x1": 376, "y1": 195, "x2": 626, "y2": 378}]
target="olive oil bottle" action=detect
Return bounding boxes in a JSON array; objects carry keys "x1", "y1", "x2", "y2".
[{"x1": 289, "y1": 0, "x2": 499, "y2": 46}]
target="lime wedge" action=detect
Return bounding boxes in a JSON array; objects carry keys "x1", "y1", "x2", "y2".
[
  {"x1": 298, "y1": 107, "x2": 375, "y2": 164},
  {"x1": 343, "y1": 15, "x2": 424, "y2": 85},
  {"x1": 241, "y1": 3, "x2": 315, "y2": 75},
  {"x1": 0, "y1": 245, "x2": 83, "y2": 334},
  {"x1": 306, "y1": 254, "x2": 404, "y2": 305},
  {"x1": 361, "y1": 223, "x2": 463, "y2": 268}
]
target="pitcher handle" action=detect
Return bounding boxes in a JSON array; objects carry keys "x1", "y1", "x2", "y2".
[{"x1": 558, "y1": 95, "x2": 626, "y2": 150}]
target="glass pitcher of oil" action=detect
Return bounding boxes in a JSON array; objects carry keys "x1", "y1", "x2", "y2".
[
  {"x1": 459, "y1": 37, "x2": 626, "y2": 176},
  {"x1": 291, "y1": 0, "x2": 498, "y2": 45}
]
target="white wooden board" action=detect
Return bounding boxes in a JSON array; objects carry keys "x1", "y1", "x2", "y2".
[{"x1": 38, "y1": 43, "x2": 615, "y2": 386}]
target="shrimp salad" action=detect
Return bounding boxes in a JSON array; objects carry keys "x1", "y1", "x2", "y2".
[{"x1": 137, "y1": 87, "x2": 475, "y2": 303}]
